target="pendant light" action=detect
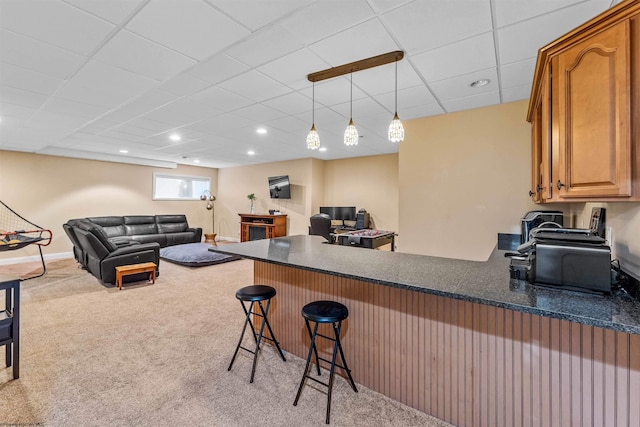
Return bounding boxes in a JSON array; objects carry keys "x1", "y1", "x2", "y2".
[
  {"x1": 306, "y1": 81, "x2": 320, "y2": 150},
  {"x1": 388, "y1": 60, "x2": 404, "y2": 143},
  {"x1": 344, "y1": 73, "x2": 359, "y2": 146}
]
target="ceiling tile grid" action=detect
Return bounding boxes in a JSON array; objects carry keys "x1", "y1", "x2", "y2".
[{"x1": 0, "y1": 0, "x2": 621, "y2": 168}]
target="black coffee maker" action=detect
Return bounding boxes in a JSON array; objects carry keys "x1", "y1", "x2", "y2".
[{"x1": 520, "y1": 210, "x2": 564, "y2": 243}]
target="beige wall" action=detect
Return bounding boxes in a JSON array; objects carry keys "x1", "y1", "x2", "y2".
[
  {"x1": 399, "y1": 100, "x2": 546, "y2": 261},
  {"x1": 216, "y1": 158, "x2": 315, "y2": 240},
  {"x1": 0, "y1": 151, "x2": 217, "y2": 260},
  {"x1": 323, "y1": 154, "x2": 399, "y2": 232},
  {"x1": 216, "y1": 154, "x2": 399, "y2": 241}
]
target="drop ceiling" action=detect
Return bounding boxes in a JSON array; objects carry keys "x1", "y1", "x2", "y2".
[{"x1": 0, "y1": 0, "x2": 621, "y2": 169}]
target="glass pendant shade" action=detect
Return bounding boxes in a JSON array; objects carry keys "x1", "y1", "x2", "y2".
[
  {"x1": 344, "y1": 118, "x2": 359, "y2": 146},
  {"x1": 344, "y1": 73, "x2": 358, "y2": 146},
  {"x1": 306, "y1": 124, "x2": 320, "y2": 150},
  {"x1": 306, "y1": 82, "x2": 320, "y2": 150},
  {"x1": 388, "y1": 112, "x2": 404, "y2": 143},
  {"x1": 388, "y1": 60, "x2": 404, "y2": 143}
]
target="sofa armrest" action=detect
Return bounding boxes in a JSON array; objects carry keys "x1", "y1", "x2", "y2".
[
  {"x1": 110, "y1": 237, "x2": 140, "y2": 248},
  {"x1": 107, "y1": 242, "x2": 160, "y2": 258},
  {"x1": 188, "y1": 227, "x2": 203, "y2": 242}
]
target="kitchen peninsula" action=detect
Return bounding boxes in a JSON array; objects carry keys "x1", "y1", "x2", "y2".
[{"x1": 212, "y1": 235, "x2": 640, "y2": 426}]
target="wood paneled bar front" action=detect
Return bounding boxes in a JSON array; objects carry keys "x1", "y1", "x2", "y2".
[{"x1": 212, "y1": 235, "x2": 640, "y2": 427}]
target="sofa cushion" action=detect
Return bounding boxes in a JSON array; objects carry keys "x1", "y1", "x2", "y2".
[
  {"x1": 75, "y1": 219, "x2": 118, "y2": 252},
  {"x1": 129, "y1": 234, "x2": 167, "y2": 247},
  {"x1": 87, "y1": 216, "x2": 126, "y2": 238},
  {"x1": 124, "y1": 216, "x2": 157, "y2": 236},
  {"x1": 157, "y1": 222, "x2": 188, "y2": 234}
]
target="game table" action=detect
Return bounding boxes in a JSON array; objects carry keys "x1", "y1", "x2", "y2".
[{"x1": 334, "y1": 229, "x2": 396, "y2": 251}]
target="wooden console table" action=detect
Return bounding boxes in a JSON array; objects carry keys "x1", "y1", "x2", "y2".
[{"x1": 239, "y1": 213, "x2": 287, "y2": 242}]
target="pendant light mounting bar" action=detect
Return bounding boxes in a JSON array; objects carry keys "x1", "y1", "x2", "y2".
[{"x1": 307, "y1": 50, "x2": 404, "y2": 82}]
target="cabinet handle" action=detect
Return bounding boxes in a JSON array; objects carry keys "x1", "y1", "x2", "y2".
[
  {"x1": 529, "y1": 190, "x2": 534, "y2": 197},
  {"x1": 536, "y1": 185, "x2": 542, "y2": 193},
  {"x1": 557, "y1": 180, "x2": 565, "y2": 190}
]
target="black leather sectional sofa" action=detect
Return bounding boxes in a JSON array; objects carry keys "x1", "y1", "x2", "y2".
[{"x1": 64, "y1": 215, "x2": 202, "y2": 285}]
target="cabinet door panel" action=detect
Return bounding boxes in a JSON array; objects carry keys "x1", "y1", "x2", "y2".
[{"x1": 557, "y1": 20, "x2": 631, "y2": 198}]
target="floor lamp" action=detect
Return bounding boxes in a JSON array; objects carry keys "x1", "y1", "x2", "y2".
[{"x1": 200, "y1": 190, "x2": 216, "y2": 245}]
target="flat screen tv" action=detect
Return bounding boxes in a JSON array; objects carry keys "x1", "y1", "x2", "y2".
[{"x1": 268, "y1": 175, "x2": 291, "y2": 199}]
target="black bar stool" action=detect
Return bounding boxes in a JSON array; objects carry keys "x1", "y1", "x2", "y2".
[
  {"x1": 293, "y1": 300, "x2": 358, "y2": 424},
  {"x1": 228, "y1": 285, "x2": 286, "y2": 383}
]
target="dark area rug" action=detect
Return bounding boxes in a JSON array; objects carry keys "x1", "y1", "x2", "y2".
[{"x1": 159, "y1": 242, "x2": 241, "y2": 267}]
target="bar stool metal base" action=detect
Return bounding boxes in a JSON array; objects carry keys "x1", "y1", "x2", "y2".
[
  {"x1": 228, "y1": 285, "x2": 286, "y2": 383},
  {"x1": 293, "y1": 300, "x2": 358, "y2": 424}
]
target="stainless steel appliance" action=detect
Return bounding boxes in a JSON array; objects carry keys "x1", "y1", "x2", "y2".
[
  {"x1": 520, "y1": 210, "x2": 564, "y2": 243},
  {"x1": 510, "y1": 228, "x2": 612, "y2": 293}
]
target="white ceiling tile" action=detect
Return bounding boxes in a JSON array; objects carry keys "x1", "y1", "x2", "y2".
[
  {"x1": 0, "y1": 102, "x2": 36, "y2": 121},
  {"x1": 300, "y1": 77, "x2": 368, "y2": 109},
  {"x1": 218, "y1": 70, "x2": 291, "y2": 103},
  {"x1": 126, "y1": 0, "x2": 250, "y2": 60},
  {"x1": 367, "y1": 0, "x2": 413, "y2": 14},
  {"x1": 106, "y1": 124, "x2": 157, "y2": 138},
  {"x1": 64, "y1": 0, "x2": 145, "y2": 25},
  {"x1": 497, "y1": 0, "x2": 612, "y2": 63},
  {"x1": 156, "y1": 74, "x2": 210, "y2": 96},
  {"x1": 380, "y1": 0, "x2": 492, "y2": 54},
  {"x1": 142, "y1": 98, "x2": 222, "y2": 127},
  {"x1": 231, "y1": 104, "x2": 288, "y2": 123},
  {"x1": 401, "y1": 103, "x2": 445, "y2": 120},
  {"x1": 94, "y1": 30, "x2": 196, "y2": 82},
  {"x1": 261, "y1": 92, "x2": 311, "y2": 116},
  {"x1": 279, "y1": 0, "x2": 375, "y2": 46},
  {"x1": 208, "y1": 0, "x2": 312, "y2": 31},
  {"x1": 265, "y1": 115, "x2": 309, "y2": 135},
  {"x1": 502, "y1": 83, "x2": 532, "y2": 103},
  {"x1": 413, "y1": 32, "x2": 496, "y2": 82},
  {"x1": 494, "y1": 0, "x2": 584, "y2": 27},
  {"x1": 0, "y1": 29, "x2": 85, "y2": 79},
  {"x1": 0, "y1": 86, "x2": 48, "y2": 109},
  {"x1": 351, "y1": 60, "x2": 423, "y2": 96},
  {"x1": 225, "y1": 25, "x2": 304, "y2": 67},
  {"x1": 332, "y1": 96, "x2": 390, "y2": 120},
  {"x1": 55, "y1": 60, "x2": 157, "y2": 108},
  {"x1": 101, "y1": 90, "x2": 178, "y2": 122},
  {"x1": 257, "y1": 48, "x2": 331, "y2": 91},
  {"x1": 187, "y1": 54, "x2": 249, "y2": 85},
  {"x1": 442, "y1": 90, "x2": 501, "y2": 113},
  {"x1": 500, "y1": 58, "x2": 536, "y2": 89},
  {"x1": 123, "y1": 117, "x2": 175, "y2": 133},
  {"x1": 184, "y1": 113, "x2": 253, "y2": 133},
  {"x1": 189, "y1": 86, "x2": 254, "y2": 112},
  {"x1": 43, "y1": 97, "x2": 110, "y2": 119},
  {"x1": 373, "y1": 85, "x2": 438, "y2": 110},
  {"x1": 429, "y1": 68, "x2": 499, "y2": 101},
  {"x1": 0, "y1": 62, "x2": 63, "y2": 96},
  {"x1": 308, "y1": 19, "x2": 399, "y2": 66},
  {"x1": 0, "y1": 0, "x2": 115, "y2": 55}
]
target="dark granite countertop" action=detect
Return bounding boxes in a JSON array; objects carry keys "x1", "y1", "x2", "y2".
[{"x1": 210, "y1": 235, "x2": 640, "y2": 335}]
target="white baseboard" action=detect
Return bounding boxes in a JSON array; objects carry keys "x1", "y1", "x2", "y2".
[{"x1": 0, "y1": 251, "x2": 74, "y2": 266}]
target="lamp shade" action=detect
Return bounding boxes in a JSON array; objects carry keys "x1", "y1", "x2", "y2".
[
  {"x1": 388, "y1": 112, "x2": 404, "y2": 143},
  {"x1": 344, "y1": 118, "x2": 359, "y2": 146}
]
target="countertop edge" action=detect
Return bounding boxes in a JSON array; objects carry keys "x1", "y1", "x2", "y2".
[{"x1": 211, "y1": 248, "x2": 640, "y2": 335}]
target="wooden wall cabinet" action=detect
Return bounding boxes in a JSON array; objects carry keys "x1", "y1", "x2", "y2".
[{"x1": 527, "y1": 0, "x2": 639, "y2": 202}]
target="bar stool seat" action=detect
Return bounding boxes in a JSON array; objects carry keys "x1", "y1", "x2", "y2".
[
  {"x1": 228, "y1": 284, "x2": 286, "y2": 383},
  {"x1": 293, "y1": 300, "x2": 358, "y2": 424}
]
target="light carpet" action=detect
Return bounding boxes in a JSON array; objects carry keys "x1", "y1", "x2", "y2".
[{"x1": 0, "y1": 256, "x2": 452, "y2": 427}]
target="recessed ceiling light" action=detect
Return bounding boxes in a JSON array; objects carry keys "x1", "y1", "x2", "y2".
[
  {"x1": 256, "y1": 127, "x2": 267, "y2": 134},
  {"x1": 193, "y1": 159, "x2": 200, "y2": 163},
  {"x1": 319, "y1": 147, "x2": 327, "y2": 152},
  {"x1": 119, "y1": 149, "x2": 129, "y2": 154},
  {"x1": 169, "y1": 133, "x2": 181, "y2": 142},
  {"x1": 469, "y1": 79, "x2": 490, "y2": 88},
  {"x1": 248, "y1": 150, "x2": 255, "y2": 155}
]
